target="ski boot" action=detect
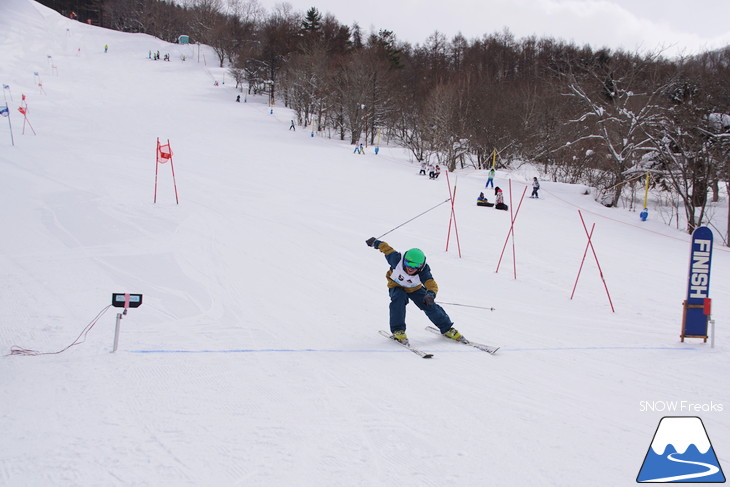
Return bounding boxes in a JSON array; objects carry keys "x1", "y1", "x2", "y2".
[
  {"x1": 392, "y1": 330, "x2": 409, "y2": 345},
  {"x1": 443, "y1": 327, "x2": 464, "y2": 342}
]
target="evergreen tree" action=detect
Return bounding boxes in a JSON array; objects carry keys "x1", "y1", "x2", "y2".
[{"x1": 301, "y1": 7, "x2": 322, "y2": 34}]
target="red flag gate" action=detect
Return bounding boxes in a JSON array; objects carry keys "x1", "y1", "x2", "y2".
[{"x1": 153, "y1": 138, "x2": 179, "y2": 204}]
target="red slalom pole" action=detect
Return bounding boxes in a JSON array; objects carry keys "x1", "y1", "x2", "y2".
[
  {"x1": 445, "y1": 169, "x2": 453, "y2": 250},
  {"x1": 574, "y1": 210, "x2": 615, "y2": 312},
  {"x1": 168, "y1": 139, "x2": 180, "y2": 205},
  {"x1": 509, "y1": 180, "x2": 517, "y2": 279},
  {"x1": 495, "y1": 182, "x2": 527, "y2": 276},
  {"x1": 153, "y1": 138, "x2": 160, "y2": 203},
  {"x1": 571, "y1": 222, "x2": 594, "y2": 300},
  {"x1": 18, "y1": 106, "x2": 36, "y2": 135},
  {"x1": 154, "y1": 139, "x2": 179, "y2": 204},
  {"x1": 444, "y1": 170, "x2": 462, "y2": 257}
]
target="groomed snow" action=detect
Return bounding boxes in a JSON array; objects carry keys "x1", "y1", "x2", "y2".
[{"x1": 0, "y1": 1, "x2": 728, "y2": 485}]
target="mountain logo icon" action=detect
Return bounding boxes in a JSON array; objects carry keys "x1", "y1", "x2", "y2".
[{"x1": 637, "y1": 416, "x2": 726, "y2": 483}]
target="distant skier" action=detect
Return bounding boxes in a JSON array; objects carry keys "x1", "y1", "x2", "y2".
[
  {"x1": 419, "y1": 162, "x2": 427, "y2": 175},
  {"x1": 429, "y1": 165, "x2": 441, "y2": 179},
  {"x1": 289, "y1": 120, "x2": 295, "y2": 131},
  {"x1": 104, "y1": 44, "x2": 108, "y2": 53},
  {"x1": 531, "y1": 177, "x2": 540, "y2": 198},
  {"x1": 365, "y1": 238, "x2": 462, "y2": 345},
  {"x1": 486, "y1": 168, "x2": 495, "y2": 188}
]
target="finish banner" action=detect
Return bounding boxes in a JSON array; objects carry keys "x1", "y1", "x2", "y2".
[{"x1": 681, "y1": 227, "x2": 713, "y2": 341}]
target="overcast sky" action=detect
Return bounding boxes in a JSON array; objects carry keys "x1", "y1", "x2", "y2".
[{"x1": 256, "y1": 0, "x2": 730, "y2": 57}]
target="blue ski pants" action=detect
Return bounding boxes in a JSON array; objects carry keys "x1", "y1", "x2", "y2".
[{"x1": 388, "y1": 286, "x2": 453, "y2": 334}]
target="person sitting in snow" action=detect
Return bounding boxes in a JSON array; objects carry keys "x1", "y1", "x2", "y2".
[
  {"x1": 477, "y1": 192, "x2": 493, "y2": 207},
  {"x1": 495, "y1": 187, "x2": 508, "y2": 211},
  {"x1": 419, "y1": 162, "x2": 427, "y2": 175},
  {"x1": 365, "y1": 238, "x2": 462, "y2": 345},
  {"x1": 429, "y1": 165, "x2": 441, "y2": 179}
]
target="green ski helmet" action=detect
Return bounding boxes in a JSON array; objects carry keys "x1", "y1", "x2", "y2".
[{"x1": 403, "y1": 248, "x2": 426, "y2": 271}]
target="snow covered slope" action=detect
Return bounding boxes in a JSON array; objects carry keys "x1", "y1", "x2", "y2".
[{"x1": 0, "y1": 1, "x2": 728, "y2": 485}]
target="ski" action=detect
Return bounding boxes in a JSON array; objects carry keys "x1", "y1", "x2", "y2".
[
  {"x1": 425, "y1": 326, "x2": 500, "y2": 354},
  {"x1": 379, "y1": 330, "x2": 433, "y2": 359}
]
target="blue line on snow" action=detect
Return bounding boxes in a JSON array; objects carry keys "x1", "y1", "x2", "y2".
[
  {"x1": 127, "y1": 346, "x2": 698, "y2": 354},
  {"x1": 502, "y1": 346, "x2": 698, "y2": 352},
  {"x1": 129, "y1": 349, "x2": 391, "y2": 354}
]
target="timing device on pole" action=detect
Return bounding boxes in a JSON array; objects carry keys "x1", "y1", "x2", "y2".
[{"x1": 111, "y1": 293, "x2": 142, "y2": 352}]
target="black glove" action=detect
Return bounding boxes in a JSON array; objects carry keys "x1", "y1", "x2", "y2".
[
  {"x1": 423, "y1": 293, "x2": 435, "y2": 306},
  {"x1": 365, "y1": 237, "x2": 376, "y2": 247}
]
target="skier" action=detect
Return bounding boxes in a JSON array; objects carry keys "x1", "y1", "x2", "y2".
[
  {"x1": 531, "y1": 177, "x2": 540, "y2": 198},
  {"x1": 365, "y1": 238, "x2": 462, "y2": 345},
  {"x1": 429, "y1": 165, "x2": 441, "y2": 179},
  {"x1": 289, "y1": 120, "x2": 295, "y2": 131},
  {"x1": 486, "y1": 168, "x2": 495, "y2": 188}
]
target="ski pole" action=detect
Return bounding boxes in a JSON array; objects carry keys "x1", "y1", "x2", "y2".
[
  {"x1": 436, "y1": 301, "x2": 495, "y2": 311},
  {"x1": 377, "y1": 198, "x2": 451, "y2": 239}
]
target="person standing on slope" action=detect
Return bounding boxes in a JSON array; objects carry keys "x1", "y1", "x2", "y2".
[
  {"x1": 531, "y1": 177, "x2": 540, "y2": 198},
  {"x1": 365, "y1": 238, "x2": 462, "y2": 345},
  {"x1": 486, "y1": 167, "x2": 495, "y2": 188}
]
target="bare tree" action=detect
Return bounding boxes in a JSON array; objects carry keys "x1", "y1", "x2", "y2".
[
  {"x1": 334, "y1": 58, "x2": 371, "y2": 143},
  {"x1": 558, "y1": 50, "x2": 672, "y2": 206},
  {"x1": 185, "y1": 0, "x2": 223, "y2": 47},
  {"x1": 280, "y1": 47, "x2": 330, "y2": 125},
  {"x1": 255, "y1": 4, "x2": 299, "y2": 104},
  {"x1": 648, "y1": 99, "x2": 730, "y2": 234}
]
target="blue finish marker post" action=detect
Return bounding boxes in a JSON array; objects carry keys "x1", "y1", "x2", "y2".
[{"x1": 681, "y1": 227, "x2": 713, "y2": 342}]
